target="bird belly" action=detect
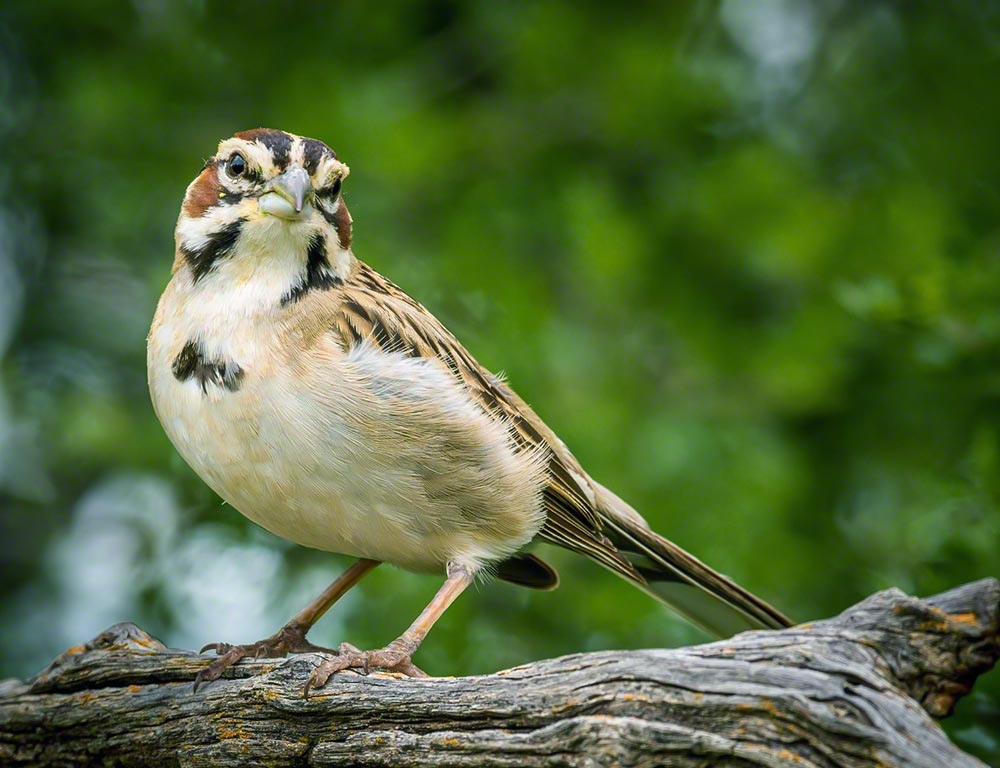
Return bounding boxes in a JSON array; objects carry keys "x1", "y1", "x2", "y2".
[{"x1": 148, "y1": 321, "x2": 547, "y2": 573}]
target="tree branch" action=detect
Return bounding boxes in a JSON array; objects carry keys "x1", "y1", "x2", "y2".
[{"x1": 1, "y1": 579, "x2": 997, "y2": 767}]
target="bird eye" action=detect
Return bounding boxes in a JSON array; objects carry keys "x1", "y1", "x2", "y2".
[
  {"x1": 225, "y1": 153, "x2": 247, "y2": 178},
  {"x1": 322, "y1": 176, "x2": 342, "y2": 198}
]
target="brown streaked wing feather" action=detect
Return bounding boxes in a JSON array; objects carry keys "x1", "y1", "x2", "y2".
[{"x1": 329, "y1": 262, "x2": 639, "y2": 580}]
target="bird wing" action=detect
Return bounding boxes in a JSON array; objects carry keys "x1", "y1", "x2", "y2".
[
  {"x1": 326, "y1": 261, "x2": 638, "y2": 579},
  {"x1": 317, "y1": 260, "x2": 792, "y2": 636}
]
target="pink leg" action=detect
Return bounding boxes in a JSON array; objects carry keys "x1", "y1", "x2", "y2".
[
  {"x1": 195, "y1": 558, "x2": 380, "y2": 691},
  {"x1": 305, "y1": 562, "x2": 474, "y2": 695}
]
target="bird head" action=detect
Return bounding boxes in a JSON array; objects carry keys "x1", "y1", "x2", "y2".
[{"x1": 174, "y1": 129, "x2": 352, "y2": 295}]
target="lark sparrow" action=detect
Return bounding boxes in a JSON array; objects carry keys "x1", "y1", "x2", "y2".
[{"x1": 147, "y1": 129, "x2": 791, "y2": 692}]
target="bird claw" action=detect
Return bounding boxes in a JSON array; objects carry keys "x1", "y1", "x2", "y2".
[
  {"x1": 199, "y1": 641, "x2": 232, "y2": 655},
  {"x1": 193, "y1": 623, "x2": 337, "y2": 692},
  {"x1": 304, "y1": 640, "x2": 427, "y2": 697}
]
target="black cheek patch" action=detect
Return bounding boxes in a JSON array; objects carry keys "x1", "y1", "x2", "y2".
[
  {"x1": 180, "y1": 218, "x2": 246, "y2": 282},
  {"x1": 280, "y1": 232, "x2": 343, "y2": 306}
]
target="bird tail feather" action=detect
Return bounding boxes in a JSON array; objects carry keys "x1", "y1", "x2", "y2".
[{"x1": 594, "y1": 482, "x2": 792, "y2": 637}]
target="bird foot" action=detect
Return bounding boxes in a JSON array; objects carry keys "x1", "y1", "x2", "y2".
[
  {"x1": 304, "y1": 639, "x2": 427, "y2": 696},
  {"x1": 194, "y1": 622, "x2": 335, "y2": 692}
]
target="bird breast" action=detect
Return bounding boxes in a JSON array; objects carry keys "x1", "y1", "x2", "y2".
[{"x1": 147, "y1": 276, "x2": 549, "y2": 574}]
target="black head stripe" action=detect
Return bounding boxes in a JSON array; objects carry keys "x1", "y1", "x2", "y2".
[
  {"x1": 302, "y1": 138, "x2": 335, "y2": 174},
  {"x1": 181, "y1": 218, "x2": 246, "y2": 282},
  {"x1": 233, "y1": 129, "x2": 293, "y2": 170},
  {"x1": 259, "y1": 131, "x2": 293, "y2": 169}
]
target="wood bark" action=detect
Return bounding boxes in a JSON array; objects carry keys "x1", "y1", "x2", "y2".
[{"x1": 0, "y1": 579, "x2": 997, "y2": 767}]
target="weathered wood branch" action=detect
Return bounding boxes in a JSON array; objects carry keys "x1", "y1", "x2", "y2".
[{"x1": 1, "y1": 579, "x2": 997, "y2": 767}]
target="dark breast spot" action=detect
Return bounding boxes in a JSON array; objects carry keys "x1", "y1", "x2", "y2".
[{"x1": 171, "y1": 340, "x2": 244, "y2": 393}]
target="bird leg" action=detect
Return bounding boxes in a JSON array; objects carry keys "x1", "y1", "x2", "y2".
[
  {"x1": 194, "y1": 558, "x2": 379, "y2": 691},
  {"x1": 305, "y1": 561, "x2": 474, "y2": 695}
]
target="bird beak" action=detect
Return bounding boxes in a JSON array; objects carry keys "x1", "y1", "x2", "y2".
[{"x1": 260, "y1": 166, "x2": 313, "y2": 221}]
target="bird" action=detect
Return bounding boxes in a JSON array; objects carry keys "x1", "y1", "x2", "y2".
[{"x1": 147, "y1": 129, "x2": 792, "y2": 693}]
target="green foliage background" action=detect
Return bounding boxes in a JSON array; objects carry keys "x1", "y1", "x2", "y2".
[{"x1": 1, "y1": 0, "x2": 998, "y2": 760}]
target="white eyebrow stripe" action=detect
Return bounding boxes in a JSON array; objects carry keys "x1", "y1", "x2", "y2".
[{"x1": 289, "y1": 136, "x2": 305, "y2": 168}]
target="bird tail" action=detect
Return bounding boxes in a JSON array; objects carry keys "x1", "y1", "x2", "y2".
[{"x1": 594, "y1": 482, "x2": 792, "y2": 637}]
